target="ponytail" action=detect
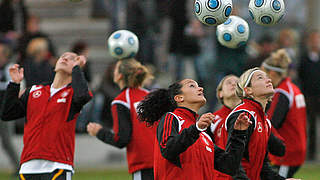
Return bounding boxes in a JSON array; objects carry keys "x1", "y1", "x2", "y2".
[
  {"x1": 118, "y1": 58, "x2": 153, "y2": 88},
  {"x1": 137, "y1": 81, "x2": 182, "y2": 126}
]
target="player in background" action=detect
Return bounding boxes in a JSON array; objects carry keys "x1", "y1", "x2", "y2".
[
  {"x1": 137, "y1": 78, "x2": 251, "y2": 180},
  {"x1": 87, "y1": 58, "x2": 155, "y2": 180},
  {"x1": 262, "y1": 49, "x2": 307, "y2": 178},
  {"x1": 212, "y1": 75, "x2": 242, "y2": 149},
  {"x1": 212, "y1": 75, "x2": 242, "y2": 180},
  {"x1": 223, "y1": 67, "x2": 299, "y2": 180},
  {"x1": 0, "y1": 40, "x2": 20, "y2": 176},
  {"x1": 1, "y1": 52, "x2": 92, "y2": 179}
]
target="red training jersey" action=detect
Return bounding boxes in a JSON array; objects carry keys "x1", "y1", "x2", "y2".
[
  {"x1": 1, "y1": 66, "x2": 92, "y2": 166},
  {"x1": 154, "y1": 107, "x2": 216, "y2": 180},
  {"x1": 112, "y1": 88, "x2": 156, "y2": 173},
  {"x1": 212, "y1": 105, "x2": 232, "y2": 149},
  {"x1": 224, "y1": 99, "x2": 272, "y2": 180},
  {"x1": 268, "y1": 77, "x2": 307, "y2": 166},
  {"x1": 212, "y1": 105, "x2": 233, "y2": 180}
]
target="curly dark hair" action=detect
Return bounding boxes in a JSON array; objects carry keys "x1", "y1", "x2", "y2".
[{"x1": 137, "y1": 81, "x2": 183, "y2": 126}]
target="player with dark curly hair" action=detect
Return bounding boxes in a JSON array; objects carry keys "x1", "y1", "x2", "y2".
[{"x1": 137, "y1": 78, "x2": 251, "y2": 180}]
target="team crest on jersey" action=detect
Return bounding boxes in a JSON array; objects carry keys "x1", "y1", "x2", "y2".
[
  {"x1": 257, "y1": 122, "x2": 263, "y2": 133},
  {"x1": 32, "y1": 90, "x2": 42, "y2": 98}
]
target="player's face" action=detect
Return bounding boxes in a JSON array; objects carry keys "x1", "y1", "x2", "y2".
[
  {"x1": 178, "y1": 79, "x2": 206, "y2": 106},
  {"x1": 55, "y1": 52, "x2": 78, "y2": 74},
  {"x1": 220, "y1": 76, "x2": 239, "y2": 99},
  {"x1": 246, "y1": 70, "x2": 274, "y2": 98},
  {"x1": 308, "y1": 32, "x2": 320, "y2": 51}
]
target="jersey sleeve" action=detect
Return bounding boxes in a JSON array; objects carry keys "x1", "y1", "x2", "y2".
[
  {"x1": 1, "y1": 82, "x2": 29, "y2": 121},
  {"x1": 68, "y1": 65, "x2": 93, "y2": 121},
  {"x1": 157, "y1": 112, "x2": 201, "y2": 167},
  {"x1": 96, "y1": 103, "x2": 132, "y2": 148},
  {"x1": 71, "y1": 65, "x2": 92, "y2": 109},
  {"x1": 232, "y1": 164, "x2": 250, "y2": 180},
  {"x1": 214, "y1": 129, "x2": 247, "y2": 176},
  {"x1": 267, "y1": 92, "x2": 289, "y2": 129},
  {"x1": 226, "y1": 111, "x2": 255, "y2": 147},
  {"x1": 268, "y1": 132, "x2": 286, "y2": 157},
  {"x1": 260, "y1": 153, "x2": 285, "y2": 180},
  {"x1": 225, "y1": 111, "x2": 255, "y2": 178}
]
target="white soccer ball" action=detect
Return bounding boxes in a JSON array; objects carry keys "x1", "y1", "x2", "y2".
[
  {"x1": 194, "y1": 0, "x2": 233, "y2": 26},
  {"x1": 216, "y1": 16, "x2": 250, "y2": 49},
  {"x1": 248, "y1": 0, "x2": 285, "y2": 26},
  {"x1": 107, "y1": 30, "x2": 139, "y2": 59}
]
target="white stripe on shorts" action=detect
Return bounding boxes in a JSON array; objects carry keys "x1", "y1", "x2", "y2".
[
  {"x1": 133, "y1": 170, "x2": 142, "y2": 180},
  {"x1": 66, "y1": 171, "x2": 72, "y2": 180},
  {"x1": 279, "y1": 165, "x2": 289, "y2": 178}
]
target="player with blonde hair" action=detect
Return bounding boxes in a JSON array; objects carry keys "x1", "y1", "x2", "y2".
[{"x1": 262, "y1": 49, "x2": 307, "y2": 178}]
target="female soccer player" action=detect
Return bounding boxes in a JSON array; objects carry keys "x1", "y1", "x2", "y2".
[
  {"x1": 86, "y1": 58, "x2": 155, "y2": 180},
  {"x1": 1, "y1": 52, "x2": 92, "y2": 179},
  {"x1": 137, "y1": 78, "x2": 251, "y2": 180},
  {"x1": 213, "y1": 74, "x2": 285, "y2": 180},
  {"x1": 213, "y1": 75, "x2": 242, "y2": 149},
  {"x1": 212, "y1": 75, "x2": 242, "y2": 180},
  {"x1": 224, "y1": 67, "x2": 300, "y2": 180},
  {"x1": 261, "y1": 49, "x2": 307, "y2": 178}
]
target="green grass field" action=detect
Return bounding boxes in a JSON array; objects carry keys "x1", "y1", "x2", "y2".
[
  {"x1": 0, "y1": 163, "x2": 319, "y2": 180},
  {"x1": 294, "y1": 163, "x2": 320, "y2": 180}
]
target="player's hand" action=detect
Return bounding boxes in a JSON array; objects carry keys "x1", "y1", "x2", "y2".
[
  {"x1": 196, "y1": 113, "x2": 214, "y2": 130},
  {"x1": 87, "y1": 122, "x2": 103, "y2": 136},
  {"x1": 74, "y1": 55, "x2": 86, "y2": 68},
  {"x1": 234, "y1": 112, "x2": 252, "y2": 130},
  {"x1": 9, "y1": 64, "x2": 24, "y2": 84}
]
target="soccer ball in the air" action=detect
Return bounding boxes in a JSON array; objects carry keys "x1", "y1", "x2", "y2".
[
  {"x1": 216, "y1": 16, "x2": 250, "y2": 49},
  {"x1": 107, "y1": 30, "x2": 139, "y2": 59},
  {"x1": 248, "y1": 0, "x2": 285, "y2": 26},
  {"x1": 194, "y1": 0, "x2": 233, "y2": 26}
]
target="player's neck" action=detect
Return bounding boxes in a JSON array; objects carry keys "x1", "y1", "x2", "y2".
[
  {"x1": 52, "y1": 72, "x2": 72, "y2": 89},
  {"x1": 179, "y1": 102, "x2": 203, "y2": 114},
  {"x1": 252, "y1": 96, "x2": 268, "y2": 112},
  {"x1": 273, "y1": 77, "x2": 283, "y2": 87},
  {"x1": 224, "y1": 97, "x2": 241, "y2": 109},
  {"x1": 117, "y1": 81, "x2": 126, "y2": 90}
]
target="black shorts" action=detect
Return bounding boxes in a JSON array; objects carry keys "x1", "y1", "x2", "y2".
[{"x1": 19, "y1": 169, "x2": 72, "y2": 180}]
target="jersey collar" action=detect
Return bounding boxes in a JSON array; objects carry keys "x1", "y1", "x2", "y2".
[
  {"x1": 174, "y1": 107, "x2": 199, "y2": 122},
  {"x1": 243, "y1": 98, "x2": 265, "y2": 114}
]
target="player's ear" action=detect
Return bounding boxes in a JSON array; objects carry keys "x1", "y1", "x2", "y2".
[
  {"x1": 174, "y1": 94, "x2": 184, "y2": 103},
  {"x1": 244, "y1": 87, "x2": 253, "y2": 96},
  {"x1": 77, "y1": 56, "x2": 87, "y2": 67}
]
